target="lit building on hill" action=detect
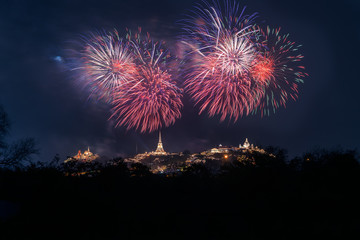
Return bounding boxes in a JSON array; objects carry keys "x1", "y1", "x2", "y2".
[
  {"x1": 124, "y1": 135, "x2": 271, "y2": 174},
  {"x1": 126, "y1": 131, "x2": 170, "y2": 163},
  {"x1": 152, "y1": 131, "x2": 167, "y2": 155},
  {"x1": 240, "y1": 138, "x2": 251, "y2": 148},
  {"x1": 206, "y1": 138, "x2": 264, "y2": 156},
  {"x1": 65, "y1": 147, "x2": 99, "y2": 163},
  {"x1": 236, "y1": 138, "x2": 266, "y2": 154}
]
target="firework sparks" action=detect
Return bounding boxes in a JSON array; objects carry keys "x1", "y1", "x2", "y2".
[
  {"x1": 110, "y1": 32, "x2": 183, "y2": 133},
  {"x1": 71, "y1": 0, "x2": 307, "y2": 132},
  {"x1": 251, "y1": 26, "x2": 308, "y2": 116},
  {"x1": 182, "y1": 0, "x2": 260, "y2": 121},
  {"x1": 181, "y1": 1, "x2": 307, "y2": 120},
  {"x1": 79, "y1": 30, "x2": 137, "y2": 102}
]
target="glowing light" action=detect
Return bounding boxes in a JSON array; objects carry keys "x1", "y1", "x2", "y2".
[
  {"x1": 251, "y1": 55, "x2": 275, "y2": 84},
  {"x1": 71, "y1": 1, "x2": 308, "y2": 132},
  {"x1": 181, "y1": 1, "x2": 261, "y2": 122},
  {"x1": 181, "y1": 1, "x2": 307, "y2": 120},
  {"x1": 79, "y1": 30, "x2": 137, "y2": 102},
  {"x1": 252, "y1": 26, "x2": 308, "y2": 116},
  {"x1": 110, "y1": 31, "x2": 183, "y2": 133}
]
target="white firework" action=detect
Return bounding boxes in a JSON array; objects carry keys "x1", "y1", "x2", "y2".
[{"x1": 81, "y1": 31, "x2": 137, "y2": 101}]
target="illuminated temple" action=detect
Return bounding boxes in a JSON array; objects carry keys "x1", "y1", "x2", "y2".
[
  {"x1": 152, "y1": 131, "x2": 166, "y2": 155},
  {"x1": 65, "y1": 147, "x2": 99, "y2": 163},
  {"x1": 124, "y1": 134, "x2": 270, "y2": 174},
  {"x1": 209, "y1": 138, "x2": 258, "y2": 154},
  {"x1": 125, "y1": 131, "x2": 169, "y2": 163}
]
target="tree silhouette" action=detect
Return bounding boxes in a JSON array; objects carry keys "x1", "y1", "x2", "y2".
[
  {"x1": 183, "y1": 163, "x2": 210, "y2": 178},
  {"x1": 0, "y1": 146, "x2": 359, "y2": 239},
  {"x1": 300, "y1": 149, "x2": 359, "y2": 174},
  {"x1": 130, "y1": 163, "x2": 152, "y2": 177},
  {"x1": 0, "y1": 105, "x2": 38, "y2": 167},
  {"x1": 99, "y1": 157, "x2": 130, "y2": 179},
  {"x1": 0, "y1": 105, "x2": 10, "y2": 149}
]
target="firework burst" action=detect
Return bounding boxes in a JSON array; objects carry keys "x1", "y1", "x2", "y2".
[
  {"x1": 79, "y1": 30, "x2": 137, "y2": 102},
  {"x1": 182, "y1": 0, "x2": 260, "y2": 121},
  {"x1": 71, "y1": 1, "x2": 307, "y2": 132},
  {"x1": 110, "y1": 32, "x2": 183, "y2": 133},
  {"x1": 251, "y1": 26, "x2": 308, "y2": 116}
]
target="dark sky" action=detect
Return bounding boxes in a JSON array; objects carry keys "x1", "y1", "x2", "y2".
[{"x1": 0, "y1": 0, "x2": 359, "y2": 161}]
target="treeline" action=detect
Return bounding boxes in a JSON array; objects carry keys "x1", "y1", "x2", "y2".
[
  {"x1": 1, "y1": 105, "x2": 359, "y2": 239},
  {"x1": 0, "y1": 148, "x2": 359, "y2": 239}
]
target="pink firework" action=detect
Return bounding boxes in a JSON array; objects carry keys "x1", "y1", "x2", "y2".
[
  {"x1": 110, "y1": 32, "x2": 183, "y2": 133},
  {"x1": 80, "y1": 30, "x2": 137, "y2": 102},
  {"x1": 182, "y1": 1, "x2": 260, "y2": 121},
  {"x1": 250, "y1": 54, "x2": 275, "y2": 84},
  {"x1": 250, "y1": 26, "x2": 308, "y2": 116}
]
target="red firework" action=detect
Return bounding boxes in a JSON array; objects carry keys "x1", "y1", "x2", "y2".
[
  {"x1": 186, "y1": 55, "x2": 259, "y2": 122},
  {"x1": 182, "y1": 1, "x2": 260, "y2": 122},
  {"x1": 250, "y1": 55, "x2": 275, "y2": 84},
  {"x1": 110, "y1": 33, "x2": 183, "y2": 133},
  {"x1": 181, "y1": 1, "x2": 307, "y2": 120},
  {"x1": 250, "y1": 26, "x2": 308, "y2": 116}
]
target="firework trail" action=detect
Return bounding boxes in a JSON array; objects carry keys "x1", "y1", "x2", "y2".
[
  {"x1": 71, "y1": 1, "x2": 307, "y2": 132},
  {"x1": 110, "y1": 31, "x2": 183, "y2": 133},
  {"x1": 250, "y1": 26, "x2": 308, "y2": 116},
  {"x1": 181, "y1": 0, "x2": 261, "y2": 122},
  {"x1": 79, "y1": 30, "x2": 137, "y2": 102},
  {"x1": 182, "y1": 0, "x2": 307, "y2": 120}
]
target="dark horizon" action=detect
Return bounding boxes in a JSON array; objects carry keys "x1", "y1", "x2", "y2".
[{"x1": 0, "y1": 0, "x2": 359, "y2": 161}]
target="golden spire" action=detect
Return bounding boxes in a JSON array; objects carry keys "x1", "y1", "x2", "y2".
[
  {"x1": 243, "y1": 138, "x2": 250, "y2": 148},
  {"x1": 154, "y1": 130, "x2": 166, "y2": 155}
]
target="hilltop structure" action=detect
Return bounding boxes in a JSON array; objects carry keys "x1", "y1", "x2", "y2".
[
  {"x1": 65, "y1": 147, "x2": 99, "y2": 163},
  {"x1": 127, "y1": 131, "x2": 170, "y2": 163},
  {"x1": 241, "y1": 138, "x2": 251, "y2": 148},
  {"x1": 153, "y1": 131, "x2": 166, "y2": 155},
  {"x1": 207, "y1": 138, "x2": 260, "y2": 154},
  {"x1": 124, "y1": 134, "x2": 270, "y2": 174}
]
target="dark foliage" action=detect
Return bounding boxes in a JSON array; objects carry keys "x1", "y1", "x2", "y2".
[
  {"x1": 0, "y1": 149, "x2": 359, "y2": 239},
  {"x1": 130, "y1": 162, "x2": 152, "y2": 177},
  {"x1": 0, "y1": 105, "x2": 10, "y2": 149},
  {"x1": 0, "y1": 105, "x2": 38, "y2": 167}
]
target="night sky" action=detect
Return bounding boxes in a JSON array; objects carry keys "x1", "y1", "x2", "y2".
[{"x1": 1, "y1": 0, "x2": 359, "y2": 161}]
